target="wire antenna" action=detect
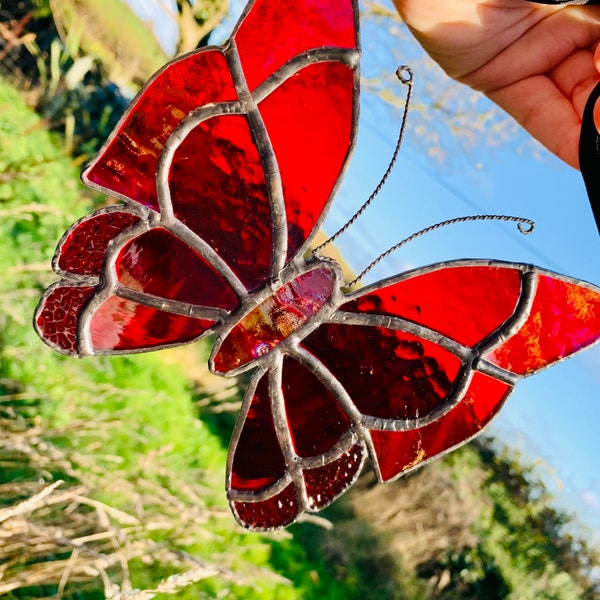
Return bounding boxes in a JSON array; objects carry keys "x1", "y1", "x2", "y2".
[
  {"x1": 346, "y1": 214, "x2": 535, "y2": 288},
  {"x1": 313, "y1": 65, "x2": 414, "y2": 255}
]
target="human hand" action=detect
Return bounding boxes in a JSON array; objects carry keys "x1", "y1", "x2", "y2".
[{"x1": 393, "y1": 0, "x2": 600, "y2": 169}]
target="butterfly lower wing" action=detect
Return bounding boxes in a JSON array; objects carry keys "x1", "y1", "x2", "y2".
[
  {"x1": 35, "y1": 207, "x2": 238, "y2": 356},
  {"x1": 300, "y1": 260, "x2": 600, "y2": 482},
  {"x1": 227, "y1": 355, "x2": 365, "y2": 530}
]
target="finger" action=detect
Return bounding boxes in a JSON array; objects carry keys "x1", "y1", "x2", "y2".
[
  {"x1": 488, "y1": 76, "x2": 582, "y2": 168},
  {"x1": 468, "y1": 6, "x2": 600, "y2": 92}
]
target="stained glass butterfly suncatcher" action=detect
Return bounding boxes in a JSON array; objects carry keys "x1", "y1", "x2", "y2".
[{"x1": 34, "y1": 0, "x2": 600, "y2": 530}]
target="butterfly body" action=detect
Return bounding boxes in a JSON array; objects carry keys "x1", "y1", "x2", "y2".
[
  {"x1": 211, "y1": 258, "x2": 343, "y2": 375},
  {"x1": 34, "y1": 0, "x2": 600, "y2": 530}
]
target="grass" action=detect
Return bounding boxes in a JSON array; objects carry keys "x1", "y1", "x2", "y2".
[{"x1": 0, "y1": 76, "x2": 423, "y2": 599}]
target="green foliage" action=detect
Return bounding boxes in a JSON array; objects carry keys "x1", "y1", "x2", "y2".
[{"x1": 0, "y1": 78, "x2": 411, "y2": 599}]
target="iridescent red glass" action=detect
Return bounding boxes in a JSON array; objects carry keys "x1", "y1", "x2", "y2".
[{"x1": 34, "y1": 0, "x2": 600, "y2": 531}]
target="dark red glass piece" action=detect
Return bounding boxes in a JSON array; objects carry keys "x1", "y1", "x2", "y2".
[
  {"x1": 214, "y1": 267, "x2": 335, "y2": 373},
  {"x1": 35, "y1": 285, "x2": 96, "y2": 354},
  {"x1": 342, "y1": 265, "x2": 522, "y2": 347},
  {"x1": 281, "y1": 357, "x2": 350, "y2": 458},
  {"x1": 83, "y1": 49, "x2": 237, "y2": 210},
  {"x1": 232, "y1": 483, "x2": 298, "y2": 530},
  {"x1": 371, "y1": 371, "x2": 512, "y2": 481},
  {"x1": 116, "y1": 228, "x2": 238, "y2": 310},
  {"x1": 304, "y1": 443, "x2": 363, "y2": 510},
  {"x1": 487, "y1": 274, "x2": 600, "y2": 374},
  {"x1": 234, "y1": 0, "x2": 356, "y2": 91},
  {"x1": 90, "y1": 297, "x2": 213, "y2": 351},
  {"x1": 258, "y1": 62, "x2": 355, "y2": 260},
  {"x1": 57, "y1": 210, "x2": 140, "y2": 276},
  {"x1": 230, "y1": 374, "x2": 286, "y2": 492},
  {"x1": 303, "y1": 324, "x2": 462, "y2": 421},
  {"x1": 169, "y1": 114, "x2": 272, "y2": 291}
]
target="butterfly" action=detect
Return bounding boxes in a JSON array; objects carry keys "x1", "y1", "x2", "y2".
[{"x1": 34, "y1": 0, "x2": 600, "y2": 530}]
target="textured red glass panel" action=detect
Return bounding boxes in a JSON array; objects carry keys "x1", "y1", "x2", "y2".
[
  {"x1": 230, "y1": 374, "x2": 286, "y2": 491},
  {"x1": 304, "y1": 443, "x2": 363, "y2": 510},
  {"x1": 169, "y1": 115, "x2": 272, "y2": 291},
  {"x1": 371, "y1": 372, "x2": 511, "y2": 482},
  {"x1": 84, "y1": 50, "x2": 236, "y2": 209},
  {"x1": 234, "y1": 0, "x2": 356, "y2": 91},
  {"x1": 281, "y1": 357, "x2": 350, "y2": 458},
  {"x1": 35, "y1": 285, "x2": 96, "y2": 354},
  {"x1": 487, "y1": 274, "x2": 600, "y2": 374},
  {"x1": 57, "y1": 210, "x2": 140, "y2": 276},
  {"x1": 259, "y1": 62, "x2": 355, "y2": 259},
  {"x1": 303, "y1": 324, "x2": 462, "y2": 421},
  {"x1": 232, "y1": 483, "x2": 298, "y2": 529},
  {"x1": 214, "y1": 267, "x2": 335, "y2": 373},
  {"x1": 116, "y1": 228, "x2": 238, "y2": 310},
  {"x1": 342, "y1": 266, "x2": 522, "y2": 347},
  {"x1": 90, "y1": 297, "x2": 213, "y2": 351}
]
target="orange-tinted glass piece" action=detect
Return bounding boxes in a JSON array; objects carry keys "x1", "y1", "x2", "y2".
[
  {"x1": 234, "y1": 0, "x2": 356, "y2": 91},
  {"x1": 258, "y1": 62, "x2": 355, "y2": 261},
  {"x1": 57, "y1": 210, "x2": 140, "y2": 276},
  {"x1": 230, "y1": 374, "x2": 286, "y2": 492},
  {"x1": 83, "y1": 50, "x2": 237, "y2": 210},
  {"x1": 303, "y1": 324, "x2": 462, "y2": 421},
  {"x1": 116, "y1": 228, "x2": 238, "y2": 310},
  {"x1": 169, "y1": 114, "x2": 273, "y2": 291},
  {"x1": 371, "y1": 371, "x2": 512, "y2": 481},
  {"x1": 214, "y1": 267, "x2": 335, "y2": 373},
  {"x1": 342, "y1": 265, "x2": 522, "y2": 347},
  {"x1": 90, "y1": 297, "x2": 213, "y2": 352},
  {"x1": 281, "y1": 357, "x2": 350, "y2": 458},
  {"x1": 487, "y1": 274, "x2": 600, "y2": 374}
]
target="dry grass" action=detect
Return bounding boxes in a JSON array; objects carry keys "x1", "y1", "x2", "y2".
[
  {"x1": 0, "y1": 414, "x2": 244, "y2": 599},
  {"x1": 350, "y1": 462, "x2": 483, "y2": 571}
]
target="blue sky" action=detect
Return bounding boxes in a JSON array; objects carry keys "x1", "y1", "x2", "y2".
[{"x1": 126, "y1": 0, "x2": 600, "y2": 534}]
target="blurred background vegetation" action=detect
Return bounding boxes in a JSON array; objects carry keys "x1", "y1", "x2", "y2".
[{"x1": 0, "y1": 0, "x2": 599, "y2": 597}]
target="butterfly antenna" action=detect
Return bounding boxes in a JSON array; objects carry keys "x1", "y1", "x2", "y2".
[
  {"x1": 346, "y1": 214, "x2": 535, "y2": 288},
  {"x1": 313, "y1": 65, "x2": 414, "y2": 255}
]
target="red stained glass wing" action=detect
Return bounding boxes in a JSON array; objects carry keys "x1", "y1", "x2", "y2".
[
  {"x1": 281, "y1": 357, "x2": 351, "y2": 458},
  {"x1": 485, "y1": 272, "x2": 600, "y2": 374},
  {"x1": 258, "y1": 61, "x2": 356, "y2": 260},
  {"x1": 304, "y1": 443, "x2": 364, "y2": 511},
  {"x1": 227, "y1": 359, "x2": 366, "y2": 530},
  {"x1": 231, "y1": 484, "x2": 299, "y2": 530},
  {"x1": 82, "y1": 50, "x2": 237, "y2": 210},
  {"x1": 89, "y1": 297, "x2": 214, "y2": 352},
  {"x1": 341, "y1": 263, "x2": 523, "y2": 347},
  {"x1": 35, "y1": 284, "x2": 96, "y2": 355},
  {"x1": 229, "y1": 372, "x2": 287, "y2": 493},
  {"x1": 234, "y1": 0, "x2": 357, "y2": 91},
  {"x1": 115, "y1": 228, "x2": 238, "y2": 310},
  {"x1": 56, "y1": 208, "x2": 141, "y2": 276},
  {"x1": 302, "y1": 323, "x2": 462, "y2": 422},
  {"x1": 168, "y1": 114, "x2": 273, "y2": 291},
  {"x1": 370, "y1": 372, "x2": 512, "y2": 481}
]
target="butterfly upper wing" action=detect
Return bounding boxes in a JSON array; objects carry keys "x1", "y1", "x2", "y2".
[
  {"x1": 81, "y1": 0, "x2": 359, "y2": 293},
  {"x1": 299, "y1": 260, "x2": 600, "y2": 483},
  {"x1": 36, "y1": 0, "x2": 360, "y2": 354}
]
